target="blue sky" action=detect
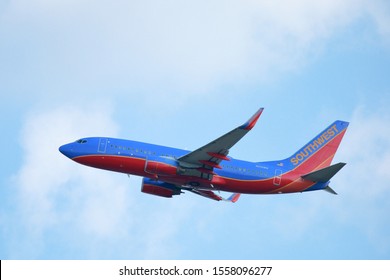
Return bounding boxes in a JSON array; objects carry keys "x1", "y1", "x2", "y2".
[{"x1": 1, "y1": 0, "x2": 390, "y2": 259}]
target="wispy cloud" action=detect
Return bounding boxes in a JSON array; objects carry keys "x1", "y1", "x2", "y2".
[
  {"x1": 1, "y1": 0, "x2": 389, "y2": 103},
  {"x1": 9, "y1": 103, "x2": 117, "y2": 255},
  {"x1": 9, "y1": 103, "x2": 198, "y2": 259},
  {"x1": 332, "y1": 106, "x2": 390, "y2": 256}
]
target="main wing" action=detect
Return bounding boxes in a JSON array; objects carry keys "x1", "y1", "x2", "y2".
[
  {"x1": 141, "y1": 109, "x2": 263, "y2": 202},
  {"x1": 141, "y1": 177, "x2": 241, "y2": 202},
  {"x1": 178, "y1": 108, "x2": 264, "y2": 179}
]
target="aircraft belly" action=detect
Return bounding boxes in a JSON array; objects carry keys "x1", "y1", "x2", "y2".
[
  {"x1": 215, "y1": 176, "x2": 315, "y2": 194},
  {"x1": 73, "y1": 155, "x2": 146, "y2": 176}
]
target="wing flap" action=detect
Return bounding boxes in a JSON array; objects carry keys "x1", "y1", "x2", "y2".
[{"x1": 189, "y1": 189, "x2": 241, "y2": 203}]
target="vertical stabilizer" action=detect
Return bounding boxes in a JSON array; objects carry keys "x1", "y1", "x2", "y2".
[{"x1": 287, "y1": 120, "x2": 349, "y2": 175}]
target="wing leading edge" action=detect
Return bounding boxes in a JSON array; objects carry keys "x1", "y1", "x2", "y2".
[{"x1": 177, "y1": 108, "x2": 264, "y2": 179}]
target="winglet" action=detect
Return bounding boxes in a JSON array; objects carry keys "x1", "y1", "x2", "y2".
[
  {"x1": 225, "y1": 193, "x2": 241, "y2": 203},
  {"x1": 240, "y1": 108, "x2": 264, "y2": 130}
]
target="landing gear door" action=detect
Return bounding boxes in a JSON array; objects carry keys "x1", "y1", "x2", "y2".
[{"x1": 98, "y1": 138, "x2": 108, "y2": 153}]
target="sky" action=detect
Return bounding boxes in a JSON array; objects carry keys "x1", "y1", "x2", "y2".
[{"x1": 0, "y1": 0, "x2": 390, "y2": 260}]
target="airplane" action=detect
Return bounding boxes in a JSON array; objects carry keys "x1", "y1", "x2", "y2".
[{"x1": 59, "y1": 108, "x2": 349, "y2": 203}]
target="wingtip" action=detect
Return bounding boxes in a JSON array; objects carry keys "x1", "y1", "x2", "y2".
[
  {"x1": 226, "y1": 193, "x2": 241, "y2": 203},
  {"x1": 240, "y1": 108, "x2": 264, "y2": 130}
]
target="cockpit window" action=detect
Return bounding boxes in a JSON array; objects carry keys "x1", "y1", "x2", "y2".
[{"x1": 76, "y1": 139, "x2": 87, "y2": 144}]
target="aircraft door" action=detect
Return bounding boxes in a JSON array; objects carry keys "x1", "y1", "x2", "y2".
[
  {"x1": 273, "y1": 169, "x2": 283, "y2": 186},
  {"x1": 98, "y1": 138, "x2": 108, "y2": 153}
]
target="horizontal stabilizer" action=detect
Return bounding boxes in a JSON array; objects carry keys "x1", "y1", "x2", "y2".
[
  {"x1": 324, "y1": 186, "x2": 338, "y2": 195},
  {"x1": 302, "y1": 162, "x2": 346, "y2": 183}
]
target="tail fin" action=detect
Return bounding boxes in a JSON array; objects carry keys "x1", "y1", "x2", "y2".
[{"x1": 286, "y1": 120, "x2": 349, "y2": 175}]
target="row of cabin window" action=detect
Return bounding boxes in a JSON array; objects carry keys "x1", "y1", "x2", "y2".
[
  {"x1": 110, "y1": 144, "x2": 177, "y2": 158},
  {"x1": 221, "y1": 164, "x2": 268, "y2": 176}
]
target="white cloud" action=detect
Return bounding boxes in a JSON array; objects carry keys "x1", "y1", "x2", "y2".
[
  {"x1": 334, "y1": 106, "x2": 390, "y2": 254},
  {"x1": 338, "y1": 106, "x2": 390, "y2": 196},
  {"x1": 11, "y1": 103, "x2": 125, "y2": 255},
  {"x1": 10, "y1": 102, "x2": 199, "y2": 258},
  {"x1": 14, "y1": 102, "x2": 119, "y2": 236},
  {"x1": 1, "y1": 0, "x2": 389, "y2": 102},
  {"x1": 366, "y1": 0, "x2": 390, "y2": 40}
]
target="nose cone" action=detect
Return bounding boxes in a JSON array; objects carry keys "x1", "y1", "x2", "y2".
[{"x1": 59, "y1": 143, "x2": 75, "y2": 159}]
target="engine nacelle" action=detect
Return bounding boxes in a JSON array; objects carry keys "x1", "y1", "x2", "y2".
[
  {"x1": 144, "y1": 156, "x2": 183, "y2": 177},
  {"x1": 141, "y1": 178, "x2": 181, "y2": 198}
]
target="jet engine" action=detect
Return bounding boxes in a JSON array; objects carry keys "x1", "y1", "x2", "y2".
[{"x1": 141, "y1": 177, "x2": 182, "y2": 198}]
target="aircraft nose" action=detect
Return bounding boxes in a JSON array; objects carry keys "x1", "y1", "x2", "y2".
[{"x1": 59, "y1": 143, "x2": 74, "y2": 159}]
